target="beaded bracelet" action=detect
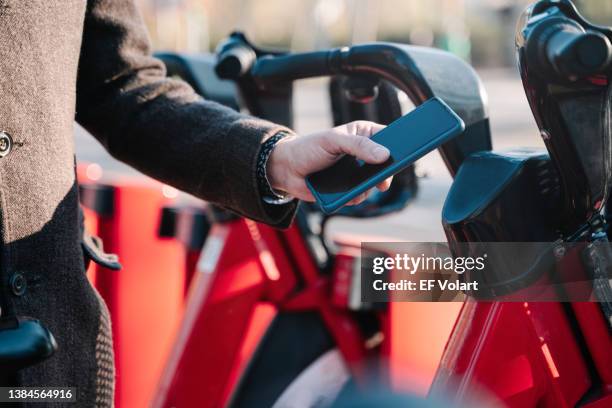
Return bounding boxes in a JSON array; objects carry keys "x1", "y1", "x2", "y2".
[{"x1": 256, "y1": 131, "x2": 295, "y2": 205}]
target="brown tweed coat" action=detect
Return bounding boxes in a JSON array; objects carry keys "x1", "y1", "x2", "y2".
[{"x1": 0, "y1": 0, "x2": 296, "y2": 406}]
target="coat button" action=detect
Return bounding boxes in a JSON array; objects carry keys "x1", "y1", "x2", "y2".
[
  {"x1": 0, "y1": 131, "x2": 13, "y2": 157},
  {"x1": 10, "y1": 273, "x2": 27, "y2": 296}
]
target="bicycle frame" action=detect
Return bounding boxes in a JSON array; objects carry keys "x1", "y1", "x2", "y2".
[
  {"x1": 153, "y1": 209, "x2": 611, "y2": 408},
  {"x1": 431, "y1": 300, "x2": 612, "y2": 407},
  {"x1": 153, "y1": 217, "x2": 371, "y2": 407}
]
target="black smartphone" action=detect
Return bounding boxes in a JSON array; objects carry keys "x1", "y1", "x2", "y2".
[{"x1": 306, "y1": 97, "x2": 465, "y2": 214}]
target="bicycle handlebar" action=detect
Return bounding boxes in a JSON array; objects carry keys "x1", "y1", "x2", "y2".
[
  {"x1": 215, "y1": 34, "x2": 492, "y2": 175},
  {"x1": 520, "y1": 1, "x2": 612, "y2": 81},
  {"x1": 251, "y1": 51, "x2": 338, "y2": 83},
  {"x1": 530, "y1": 19, "x2": 612, "y2": 79},
  {"x1": 251, "y1": 44, "x2": 434, "y2": 103},
  {"x1": 547, "y1": 28, "x2": 611, "y2": 77},
  {"x1": 215, "y1": 43, "x2": 257, "y2": 80}
]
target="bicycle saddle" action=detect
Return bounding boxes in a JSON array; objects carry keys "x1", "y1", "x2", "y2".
[{"x1": 0, "y1": 316, "x2": 57, "y2": 371}]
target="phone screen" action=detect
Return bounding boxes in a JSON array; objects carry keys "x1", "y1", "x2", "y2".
[{"x1": 307, "y1": 98, "x2": 464, "y2": 212}]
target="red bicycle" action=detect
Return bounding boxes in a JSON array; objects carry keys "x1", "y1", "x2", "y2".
[{"x1": 150, "y1": 2, "x2": 612, "y2": 407}]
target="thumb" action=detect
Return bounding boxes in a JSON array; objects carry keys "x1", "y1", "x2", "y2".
[{"x1": 331, "y1": 135, "x2": 390, "y2": 164}]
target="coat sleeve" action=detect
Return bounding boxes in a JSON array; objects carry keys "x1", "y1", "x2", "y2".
[{"x1": 75, "y1": 0, "x2": 297, "y2": 227}]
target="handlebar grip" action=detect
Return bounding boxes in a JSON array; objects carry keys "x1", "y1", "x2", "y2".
[
  {"x1": 215, "y1": 44, "x2": 256, "y2": 80},
  {"x1": 544, "y1": 25, "x2": 611, "y2": 78},
  {"x1": 250, "y1": 50, "x2": 336, "y2": 85}
]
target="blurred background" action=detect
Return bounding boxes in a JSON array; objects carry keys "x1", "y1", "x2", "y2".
[
  {"x1": 136, "y1": 0, "x2": 612, "y2": 66},
  {"x1": 76, "y1": 0, "x2": 612, "y2": 240}
]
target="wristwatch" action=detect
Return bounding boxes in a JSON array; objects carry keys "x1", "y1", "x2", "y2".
[{"x1": 256, "y1": 131, "x2": 295, "y2": 205}]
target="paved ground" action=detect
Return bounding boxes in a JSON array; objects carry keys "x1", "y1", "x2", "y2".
[{"x1": 75, "y1": 68, "x2": 544, "y2": 241}]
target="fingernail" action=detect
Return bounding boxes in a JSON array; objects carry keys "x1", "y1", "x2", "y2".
[{"x1": 372, "y1": 146, "x2": 390, "y2": 161}]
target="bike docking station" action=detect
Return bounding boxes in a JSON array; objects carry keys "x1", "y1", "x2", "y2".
[
  {"x1": 77, "y1": 164, "x2": 195, "y2": 408},
  {"x1": 149, "y1": 10, "x2": 611, "y2": 406},
  {"x1": 158, "y1": 203, "x2": 211, "y2": 297}
]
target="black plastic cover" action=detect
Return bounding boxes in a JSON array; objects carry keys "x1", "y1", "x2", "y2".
[
  {"x1": 443, "y1": 148, "x2": 561, "y2": 243},
  {"x1": 442, "y1": 149, "x2": 563, "y2": 296}
]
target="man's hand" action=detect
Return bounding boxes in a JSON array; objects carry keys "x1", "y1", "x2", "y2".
[{"x1": 267, "y1": 121, "x2": 392, "y2": 205}]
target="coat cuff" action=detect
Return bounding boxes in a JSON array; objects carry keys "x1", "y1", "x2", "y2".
[{"x1": 220, "y1": 117, "x2": 298, "y2": 228}]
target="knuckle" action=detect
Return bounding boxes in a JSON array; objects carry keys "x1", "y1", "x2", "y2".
[
  {"x1": 354, "y1": 136, "x2": 369, "y2": 150},
  {"x1": 347, "y1": 121, "x2": 360, "y2": 131},
  {"x1": 356, "y1": 121, "x2": 369, "y2": 134},
  {"x1": 347, "y1": 120, "x2": 369, "y2": 135},
  {"x1": 319, "y1": 134, "x2": 330, "y2": 147},
  {"x1": 320, "y1": 134, "x2": 336, "y2": 151},
  {"x1": 336, "y1": 135, "x2": 354, "y2": 153}
]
